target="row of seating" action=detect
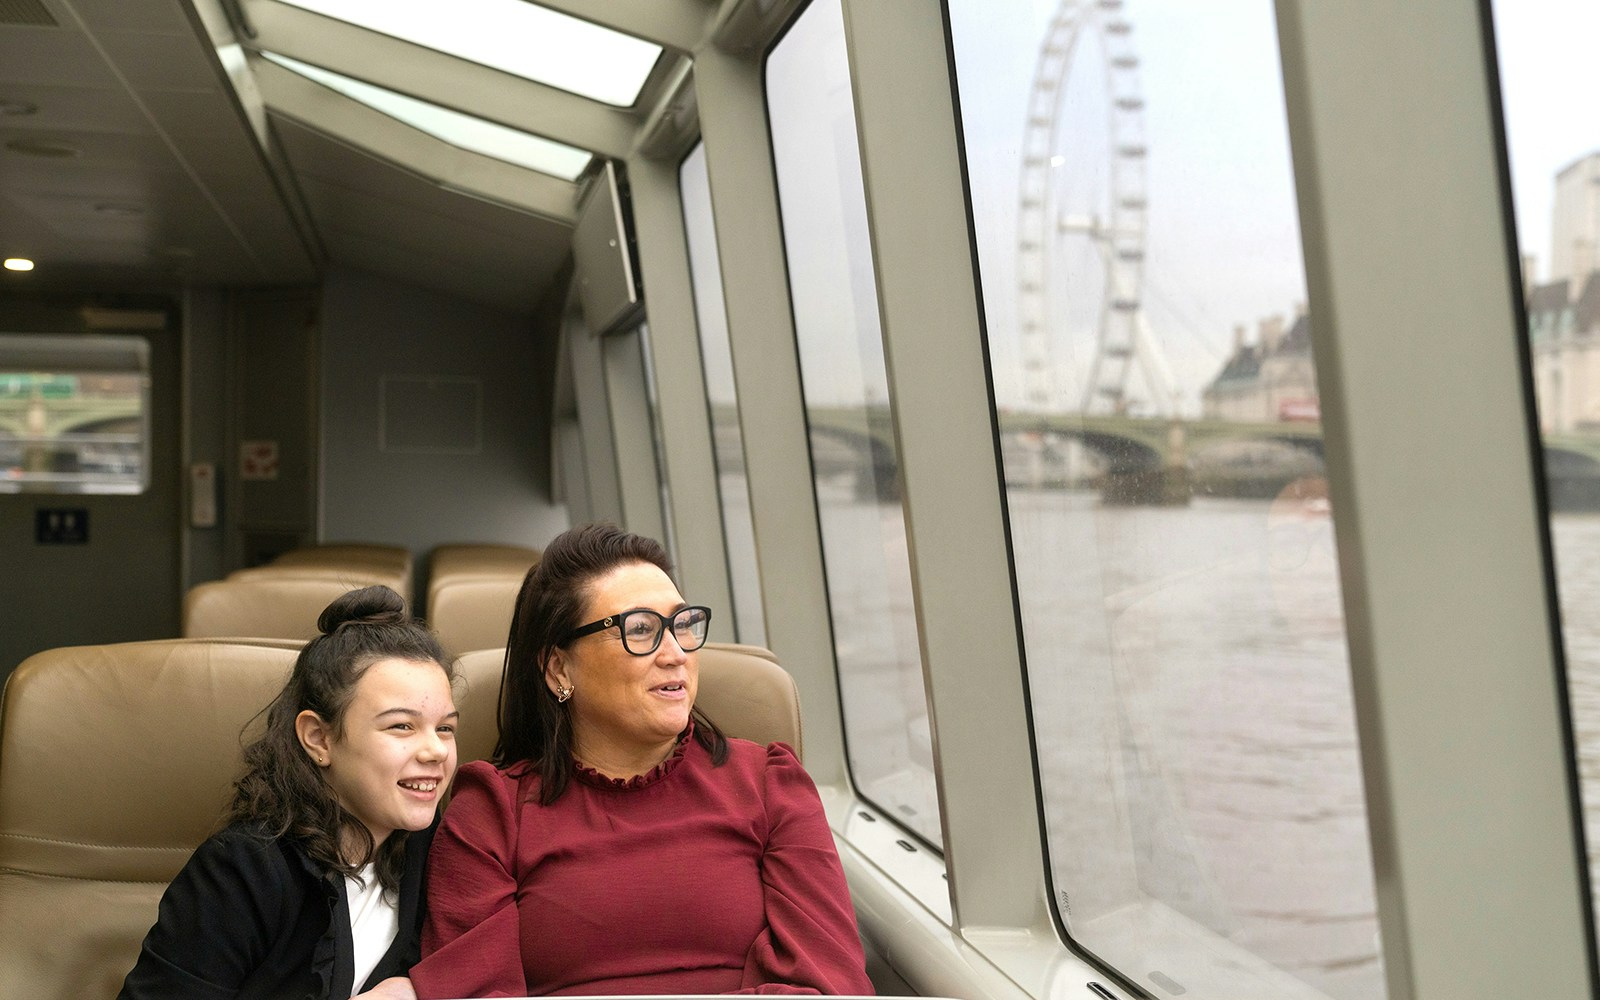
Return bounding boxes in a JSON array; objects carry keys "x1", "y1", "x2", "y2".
[
  {"x1": 182, "y1": 542, "x2": 540, "y2": 657},
  {"x1": 0, "y1": 637, "x2": 801, "y2": 1000}
]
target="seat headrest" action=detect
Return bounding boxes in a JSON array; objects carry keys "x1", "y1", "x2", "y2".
[
  {"x1": 695, "y1": 643, "x2": 802, "y2": 758},
  {"x1": 451, "y1": 647, "x2": 508, "y2": 768},
  {"x1": 447, "y1": 642, "x2": 802, "y2": 762},
  {"x1": 227, "y1": 564, "x2": 409, "y2": 597},
  {"x1": 0, "y1": 639, "x2": 302, "y2": 1000},
  {"x1": 271, "y1": 545, "x2": 414, "y2": 602},
  {"x1": 428, "y1": 543, "x2": 541, "y2": 581},
  {"x1": 431, "y1": 577, "x2": 522, "y2": 659},
  {"x1": 183, "y1": 578, "x2": 372, "y2": 640},
  {"x1": 0, "y1": 638, "x2": 301, "y2": 881}
]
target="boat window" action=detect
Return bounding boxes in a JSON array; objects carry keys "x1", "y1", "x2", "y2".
[
  {"x1": 766, "y1": 0, "x2": 942, "y2": 848},
  {"x1": 271, "y1": 0, "x2": 662, "y2": 108},
  {"x1": 948, "y1": 2, "x2": 1385, "y2": 997},
  {"x1": 1490, "y1": 0, "x2": 1600, "y2": 947},
  {"x1": 680, "y1": 142, "x2": 768, "y2": 646},
  {"x1": 259, "y1": 51, "x2": 593, "y2": 180},
  {"x1": 637, "y1": 321, "x2": 679, "y2": 567},
  {"x1": 0, "y1": 334, "x2": 150, "y2": 495}
]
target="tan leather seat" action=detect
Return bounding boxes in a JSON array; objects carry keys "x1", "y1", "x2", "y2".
[
  {"x1": 451, "y1": 647, "x2": 509, "y2": 767},
  {"x1": 227, "y1": 563, "x2": 408, "y2": 601},
  {"x1": 183, "y1": 577, "x2": 368, "y2": 640},
  {"x1": 451, "y1": 642, "x2": 802, "y2": 762},
  {"x1": 431, "y1": 577, "x2": 522, "y2": 658},
  {"x1": 696, "y1": 642, "x2": 804, "y2": 759},
  {"x1": 426, "y1": 544, "x2": 539, "y2": 658},
  {"x1": 0, "y1": 638, "x2": 302, "y2": 1000},
  {"x1": 270, "y1": 543, "x2": 414, "y2": 605},
  {"x1": 0, "y1": 639, "x2": 797, "y2": 999},
  {"x1": 427, "y1": 543, "x2": 540, "y2": 593}
]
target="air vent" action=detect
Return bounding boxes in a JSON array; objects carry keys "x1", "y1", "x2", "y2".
[{"x1": 0, "y1": 0, "x2": 57, "y2": 27}]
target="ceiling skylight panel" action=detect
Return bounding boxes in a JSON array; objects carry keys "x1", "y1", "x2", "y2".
[
  {"x1": 273, "y1": 0, "x2": 662, "y2": 107},
  {"x1": 264, "y1": 52, "x2": 592, "y2": 180}
]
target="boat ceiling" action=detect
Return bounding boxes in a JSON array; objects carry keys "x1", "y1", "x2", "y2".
[{"x1": 0, "y1": 0, "x2": 769, "y2": 315}]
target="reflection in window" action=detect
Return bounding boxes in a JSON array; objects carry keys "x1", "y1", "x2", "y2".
[
  {"x1": 949, "y1": 3, "x2": 1382, "y2": 998},
  {"x1": 1492, "y1": 0, "x2": 1600, "y2": 939},
  {"x1": 767, "y1": 0, "x2": 941, "y2": 846},
  {"x1": 0, "y1": 335, "x2": 150, "y2": 494},
  {"x1": 680, "y1": 142, "x2": 767, "y2": 646}
]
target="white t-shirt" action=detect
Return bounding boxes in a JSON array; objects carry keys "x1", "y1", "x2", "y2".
[{"x1": 345, "y1": 865, "x2": 400, "y2": 997}]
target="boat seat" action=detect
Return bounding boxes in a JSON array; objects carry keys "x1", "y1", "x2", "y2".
[
  {"x1": 451, "y1": 641, "x2": 801, "y2": 761},
  {"x1": 269, "y1": 543, "x2": 414, "y2": 605},
  {"x1": 227, "y1": 563, "x2": 408, "y2": 598},
  {"x1": 431, "y1": 576, "x2": 523, "y2": 658},
  {"x1": 426, "y1": 543, "x2": 540, "y2": 601},
  {"x1": 0, "y1": 638, "x2": 302, "y2": 1000},
  {"x1": 182, "y1": 577, "x2": 368, "y2": 641},
  {"x1": 697, "y1": 642, "x2": 803, "y2": 759}
]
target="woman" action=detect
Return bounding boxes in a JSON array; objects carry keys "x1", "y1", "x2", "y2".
[
  {"x1": 119, "y1": 585, "x2": 459, "y2": 1000},
  {"x1": 412, "y1": 524, "x2": 873, "y2": 998}
]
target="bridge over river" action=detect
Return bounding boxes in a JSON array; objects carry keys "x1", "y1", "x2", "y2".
[{"x1": 721, "y1": 405, "x2": 1600, "y2": 507}]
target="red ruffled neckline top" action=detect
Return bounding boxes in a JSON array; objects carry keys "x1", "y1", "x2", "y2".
[{"x1": 570, "y1": 724, "x2": 693, "y2": 791}]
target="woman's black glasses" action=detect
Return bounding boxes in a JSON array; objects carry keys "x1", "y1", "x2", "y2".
[{"x1": 562, "y1": 606, "x2": 712, "y2": 656}]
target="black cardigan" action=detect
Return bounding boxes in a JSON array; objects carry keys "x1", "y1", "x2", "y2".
[{"x1": 118, "y1": 820, "x2": 433, "y2": 1000}]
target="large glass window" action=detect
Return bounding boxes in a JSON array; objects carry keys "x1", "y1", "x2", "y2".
[
  {"x1": 1491, "y1": 0, "x2": 1600, "y2": 939},
  {"x1": 949, "y1": 4, "x2": 1382, "y2": 998},
  {"x1": 272, "y1": 0, "x2": 662, "y2": 107},
  {"x1": 0, "y1": 335, "x2": 150, "y2": 494},
  {"x1": 680, "y1": 142, "x2": 767, "y2": 647},
  {"x1": 637, "y1": 322, "x2": 678, "y2": 566},
  {"x1": 260, "y1": 52, "x2": 593, "y2": 179},
  {"x1": 767, "y1": 0, "x2": 940, "y2": 846}
]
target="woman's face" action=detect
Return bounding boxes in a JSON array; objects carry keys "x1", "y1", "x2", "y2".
[
  {"x1": 315, "y1": 657, "x2": 458, "y2": 848},
  {"x1": 548, "y1": 561, "x2": 699, "y2": 767}
]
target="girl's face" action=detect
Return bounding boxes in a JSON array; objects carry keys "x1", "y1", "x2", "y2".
[{"x1": 302, "y1": 657, "x2": 458, "y2": 850}]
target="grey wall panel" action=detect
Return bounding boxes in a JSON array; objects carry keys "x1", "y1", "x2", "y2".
[{"x1": 317, "y1": 266, "x2": 567, "y2": 602}]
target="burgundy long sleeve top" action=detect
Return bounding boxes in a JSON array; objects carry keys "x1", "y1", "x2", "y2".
[{"x1": 411, "y1": 735, "x2": 874, "y2": 998}]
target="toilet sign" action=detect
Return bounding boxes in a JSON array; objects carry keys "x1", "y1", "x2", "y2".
[{"x1": 240, "y1": 440, "x2": 279, "y2": 481}]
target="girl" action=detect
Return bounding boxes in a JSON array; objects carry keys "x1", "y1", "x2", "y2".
[{"x1": 120, "y1": 585, "x2": 458, "y2": 1000}]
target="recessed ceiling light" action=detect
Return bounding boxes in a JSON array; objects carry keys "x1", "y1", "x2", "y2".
[
  {"x1": 0, "y1": 100, "x2": 38, "y2": 117},
  {"x1": 5, "y1": 138, "x2": 79, "y2": 158},
  {"x1": 4, "y1": 258, "x2": 35, "y2": 272}
]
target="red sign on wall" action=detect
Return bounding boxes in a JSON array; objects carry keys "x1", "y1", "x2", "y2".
[{"x1": 239, "y1": 440, "x2": 279, "y2": 481}]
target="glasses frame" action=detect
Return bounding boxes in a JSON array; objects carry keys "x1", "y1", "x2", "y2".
[{"x1": 562, "y1": 605, "x2": 713, "y2": 656}]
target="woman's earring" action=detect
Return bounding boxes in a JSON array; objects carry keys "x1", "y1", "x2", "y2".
[{"x1": 557, "y1": 685, "x2": 573, "y2": 703}]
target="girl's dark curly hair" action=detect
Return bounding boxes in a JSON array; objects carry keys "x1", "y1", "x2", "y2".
[
  {"x1": 495, "y1": 523, "x2": 727, "y2": 804},
  {"x1": 228, "y1": 584, "x2": 452, "y2": 893}
]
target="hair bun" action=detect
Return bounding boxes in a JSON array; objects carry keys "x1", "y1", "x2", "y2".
[{"x1": 317, "y1": 585, "x2": 408, "y2": 634}]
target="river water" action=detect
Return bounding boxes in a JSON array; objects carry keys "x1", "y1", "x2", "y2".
[{"x1": 809, "y1": 487, "x2": 1600, "y2": 1000}]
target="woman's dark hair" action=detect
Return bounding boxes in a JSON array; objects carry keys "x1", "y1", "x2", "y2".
[
  {"x1": 496, "y1": 522, "x2": 727, "y2": 803},
  {"x1": 228, "y1": 585, "x2": 452, "y2": 893}
]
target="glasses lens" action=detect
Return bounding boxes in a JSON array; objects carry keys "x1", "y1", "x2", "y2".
[
  {"x1": 619, "y1": 611, "x2": 665, "y2": 654},
  {"x1": 672, "y1": 607, "x2": 710, "y2": 651}
]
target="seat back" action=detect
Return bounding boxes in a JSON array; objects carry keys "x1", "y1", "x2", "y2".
[
  {"x1": 227, "y1": 564, "x2": 408, "y2": 601},
  {"x1": 0, "y1": 638, "x2": 302, "y2": 1000},
  {"x1": 451, "y1": 647, "x2": 508, "y2": 768},
  {"x1": 183, "y1": 577, "x2": 370, "y2": 640},
  {"x1": 431, "y1": 577, "x2": 523, "y2": 658},
  {"x1": 449, "y1": 642, "x2": 802, "y2": 763},
  {"x1": 696, "y1": 642, "x2": 803, "y2": 758},
  {"x1": 427, "y1": 543, "x2": 539, "y2": 595},
  {"x1": 270, "y1": 544, "x2": 414, "y2": 605}
]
